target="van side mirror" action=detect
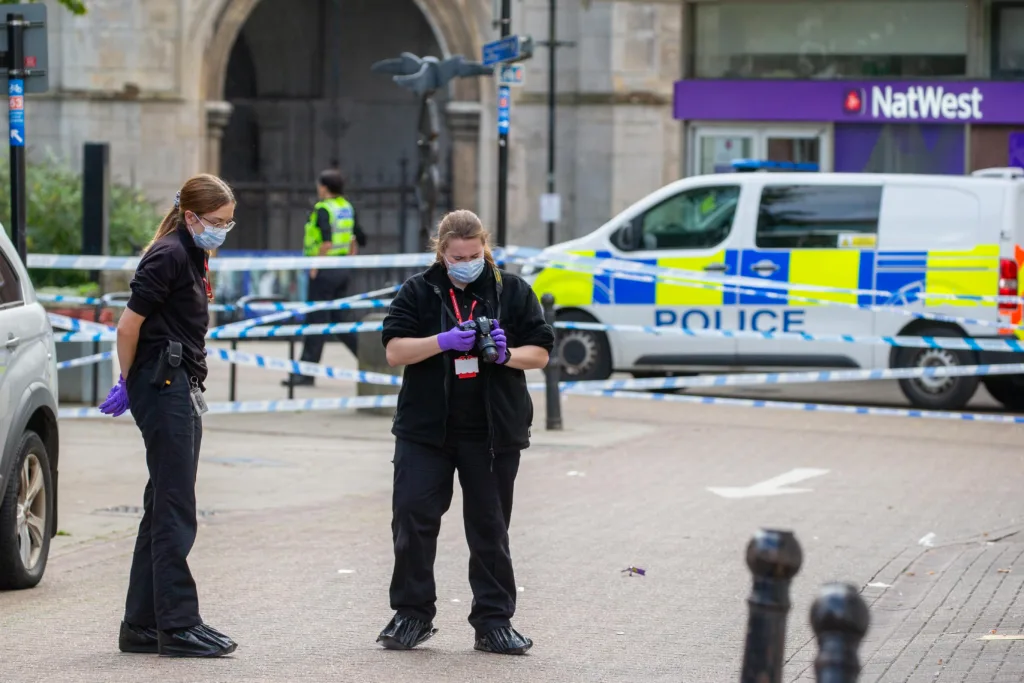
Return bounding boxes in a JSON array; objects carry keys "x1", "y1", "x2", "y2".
[{"x1": 612, "y1": 221, "x2": 640, "y2": 252}]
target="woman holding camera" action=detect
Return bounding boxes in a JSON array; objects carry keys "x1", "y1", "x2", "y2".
[{"x1": 377, "y1": 209, "x2": 554, "y2": 655}]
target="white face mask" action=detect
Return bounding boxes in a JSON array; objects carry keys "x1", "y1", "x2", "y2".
[{"x1": 446, "y1": 257, "x2": 485, "y2": 283}]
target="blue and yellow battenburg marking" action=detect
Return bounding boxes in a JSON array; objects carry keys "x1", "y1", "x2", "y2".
[{"x1": 531, "y1": 246, "x2": 1001, "y2": 310}]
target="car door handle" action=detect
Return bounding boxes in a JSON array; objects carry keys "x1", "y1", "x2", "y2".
[
  {"x1": 5, "y1": 335, "x2": 20, "y2": 349},
  {"x1": 703, "y1": 263, "x2": 729, "y2": 273},
  {"x1": 751, "y1": 260, "x2": 780, "y2": 275}
]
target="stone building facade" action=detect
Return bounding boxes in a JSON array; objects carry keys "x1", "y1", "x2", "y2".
[{"x1": 27, "y1": 0, "x2": 683, "y2": 252}]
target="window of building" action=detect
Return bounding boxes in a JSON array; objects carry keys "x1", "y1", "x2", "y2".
[
  {"x1": 693, "y1": 1, "x2": 968, "y2": 79},
  {"x1": 619, "y1": 185, "x2": 740, "y2": 251},
  {"x1": 0, "y1": 250, "x2": 23, "y2": 307},
  {"x1": 756, "y1": 185, "x2": 883, "y2": 249},
  {"x1": 992, "y1": 3, "x2": 1024, "y2": 77}
]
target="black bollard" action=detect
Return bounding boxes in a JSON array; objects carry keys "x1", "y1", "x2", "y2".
[
  {"x1": 811, "y1": 583, "x2": 870, "y2": 683},
  {"x1": 541, "y1": 293, "x2": 563, "y2": 430},
  {"x1": 740, "y1": 529, "x2": 803, "y2": 683}
]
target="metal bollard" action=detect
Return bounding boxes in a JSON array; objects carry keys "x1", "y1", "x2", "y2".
[
  {"x1": 90, "y1": 298, "x2": 105, "y2": 406},
  {"x1": 740, "y1": 529, "x2": 803, "y2": 683},
  {"x1": 229, "y1": 295, "x2": 287, "y2": 402},
  {"x1": 811, "y1": 583, "x2": 870, "y2": 683},
  {"x1": 541, "y1": 293, "x2": 562, "y2": 430}
]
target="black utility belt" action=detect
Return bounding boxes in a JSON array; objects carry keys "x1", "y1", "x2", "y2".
[{"x1": 150, "y1": 340, "x2": 208, "y2": 417}]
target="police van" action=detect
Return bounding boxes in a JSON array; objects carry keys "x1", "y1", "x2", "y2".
[{"x1": 525, "y1": 162, "x2": 1024, "y2": 411}]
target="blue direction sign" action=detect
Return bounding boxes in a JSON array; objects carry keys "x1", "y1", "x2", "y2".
[
  {"x1": 483, "y1": 35, "x2": 533, "y2": 66},
  {"x1": 497, "y1": 85, "x2": 510, "y2": 135},
  {"x1": 483, "y1": 36, "x2": 520, "y2": 66}
]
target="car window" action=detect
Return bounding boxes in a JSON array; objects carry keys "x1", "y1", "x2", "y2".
[
  {"x1": 756, "y1": 184, "x2": 883, "y2": 249},
  {"x1": 637, "y1": 185, "x2": 740, "y2": 251},
  {"x1": 0, "y1": 248, "x2": 24, "y2": 308}
]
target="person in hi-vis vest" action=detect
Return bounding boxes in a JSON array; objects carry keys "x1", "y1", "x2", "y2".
[{"x1": 283, "y1": 168, "x2": 367, "y2": 387}]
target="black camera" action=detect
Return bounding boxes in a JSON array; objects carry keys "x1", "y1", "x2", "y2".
[{"x1": 459, "y1": 316, "x2": 500, "y2": 363}]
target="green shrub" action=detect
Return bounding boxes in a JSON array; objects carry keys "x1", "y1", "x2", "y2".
[{"x1": 0, "y1": 152, "x2": 163, "y2": 288}]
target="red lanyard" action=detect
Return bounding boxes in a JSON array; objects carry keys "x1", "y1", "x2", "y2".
[
  {"x1": 449, "y1": 288, "x2": 476, "y2": 325},
  {"x1": 202, "y1": 258, "x2": 213, "y2": 302}
]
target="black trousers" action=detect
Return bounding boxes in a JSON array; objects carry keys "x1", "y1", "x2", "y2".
[
  {"x1": 299, "y1": 268, "x2": 358, "y2": 363},
  {"x1": 124, "y1": 362, "x2": 203, "y2": 631},
  {"x1": 389, "y1": 436, "x2": 521, "y2": 636}
]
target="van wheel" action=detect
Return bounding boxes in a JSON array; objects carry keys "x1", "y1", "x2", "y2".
[
  {"x1": 893, "y1": 328, "x2": 979, "y2": 410},
  {"x1": 983, "y1": 376, "x2": 1024, "y2": 411},
  {"x1": 556, "y1": 311, "x2": 612, "y2": 382},
  {"x1": 0, "y1": 431, "x2": 53, "y2": 590}
]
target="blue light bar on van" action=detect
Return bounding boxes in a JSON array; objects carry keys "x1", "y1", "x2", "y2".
[{"x1": 731, "y1": 159, "x2": 820, "y2": 173}]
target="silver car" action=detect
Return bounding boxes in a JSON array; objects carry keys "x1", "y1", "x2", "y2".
[{"x1": 0, "y1": 227, "x2": 59, "y2": 590}]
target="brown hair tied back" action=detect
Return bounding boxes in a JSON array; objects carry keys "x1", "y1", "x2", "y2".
[
  {"x1": 431, "y1": 209, "x2": 496, "y2": 270},
  {"x1": 145, "y1": 173, "x2": 236, "y2": 253}
]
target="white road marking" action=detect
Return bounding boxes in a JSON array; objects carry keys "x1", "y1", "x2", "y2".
[{"x1": 707, "y1": 468, "x2": 830, "y2": 499}]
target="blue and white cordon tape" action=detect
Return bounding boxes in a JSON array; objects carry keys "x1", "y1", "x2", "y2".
[
  {"x1": 206, "y1": 347, "x2": 401, "y2": 386},
  {"x1": 58, "y1": 393, "x2": 399, "y2": 420},
  {"x1": 26, "y1": 245, "x2": 1024, "y2": 308},
  {"x1": 532, "y1": 362, "x2": 1024, "y2": 393},
  {"x1": 558, "y1": 389, "x2": 1024, "y2": 425},
  {"x1": 536, "y1": 260, "x2": 1024, "y2": 332},
  {"x1": 27, "y1": 246, "x2": 536, "y2": 273},
  {"x1": 555, "y1": 321, "x2": 1024, "y2": 353},
  {"x1": 49, "y1": 317, "x2": 1024, "y2": 352}
]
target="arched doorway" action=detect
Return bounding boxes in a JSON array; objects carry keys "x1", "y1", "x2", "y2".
[{"x1": 212, "y1": 0, "x2": 463, "y2": 254}]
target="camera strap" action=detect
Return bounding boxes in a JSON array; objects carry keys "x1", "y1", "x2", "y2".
[{"x1": 449, "y1": 288, "x2": 479, "y2": 379}]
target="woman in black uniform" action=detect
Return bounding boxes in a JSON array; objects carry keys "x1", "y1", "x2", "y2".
[
  {"x1": 99, "y1": 173, "x2": 238, "y2": 658},
  {"x1": 376, "y1": 209, "x2": 554, "y2": 655}
]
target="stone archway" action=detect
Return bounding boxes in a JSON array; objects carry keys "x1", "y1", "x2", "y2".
[{"x1": 200, "y1": 0, "x2": 484, "y2": 221}]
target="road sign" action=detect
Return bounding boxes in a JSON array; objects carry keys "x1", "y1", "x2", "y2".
[
  {"x1": 497, "y1": 85, "x2": 510, "y2": 136},
  {"x1": 540, "y1": 193, "x2": 561, "y2": 223},
  {"x1": 0, "y1": 4, "x2": 49, "y2": 94},
  {"x1": 483, "y1": 35, "x2": 534, "y2": 66},
  {"x1": 498, "y1": 64, "x2": 525, "y2": 87},
  {"x1": 8, "y1": 78, "x2": 23, "y2": 147}
]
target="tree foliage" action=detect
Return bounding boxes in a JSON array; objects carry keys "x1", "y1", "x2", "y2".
[
  {"x1": 0, "y1": 152, "x2": 161, "y2": 287},
  {"x1": 0, "y1": 0, "x2": 86, "y2": 15}
]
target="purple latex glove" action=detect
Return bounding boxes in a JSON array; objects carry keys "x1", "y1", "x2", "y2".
[
  {"x1": 98, "y1": 375, "x2": 130, "y2": 417},
  {"x1": 490, "y1": 321, "x2": 508, "y2": 364},
  {"x1": 438, "y1": 325, "x2": 476, "y2": 353}
]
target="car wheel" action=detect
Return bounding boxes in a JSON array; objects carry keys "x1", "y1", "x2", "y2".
[
  {"x1": 893, "y1": 329, "x2": 979, "y2": 410},
  {"x1": 983, "y1": 376, "x2": 1024, "y2": 411},
  {"x1": 0, "y1": 431, "x2": 53, "y2": 590},
  {"x1": 556, "y1": 311, "x2": 612, "y2": 382}
]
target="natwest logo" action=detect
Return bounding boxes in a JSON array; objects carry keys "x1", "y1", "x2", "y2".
[
  {"x1": 842, "y1": 88, "x2": 865, "y2": 114},
  {"x1": 870, "y1": 85, "x2": 984, "y2": 121}
]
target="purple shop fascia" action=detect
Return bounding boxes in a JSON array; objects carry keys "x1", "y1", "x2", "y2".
[{"x1": 674, "y1": 80, "x2": 1024, "y2": 174}]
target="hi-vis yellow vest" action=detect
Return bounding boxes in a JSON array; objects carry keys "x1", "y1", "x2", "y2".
[{"x1": 304, "y1": 196, "x2": 354, "y2": 257}]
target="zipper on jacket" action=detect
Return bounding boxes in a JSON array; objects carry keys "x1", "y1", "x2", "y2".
[{"x1": 470, "y1": 290, "x2": 499, "y2": 472}]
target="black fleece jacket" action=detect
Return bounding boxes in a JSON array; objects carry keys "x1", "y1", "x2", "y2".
[{"x1": 381, "y1": 262, "x2": 555, "y2": 451}]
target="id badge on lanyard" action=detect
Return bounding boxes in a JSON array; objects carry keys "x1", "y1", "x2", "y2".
[{"x1": 450, "y1": 288, "x2": 478, "y2": 379}]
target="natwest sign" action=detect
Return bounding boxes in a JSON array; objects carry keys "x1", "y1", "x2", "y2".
[
  {"x1": 866, "y1": 85, "x2": 984, "y2": 121},
  {"x1": 673, "y1": 80, "x2": 1024, "y2": 125}
]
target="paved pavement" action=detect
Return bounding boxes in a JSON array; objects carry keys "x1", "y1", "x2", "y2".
[{"x1": 3, "y1": 340, "x2": 1024, "y2": 681}]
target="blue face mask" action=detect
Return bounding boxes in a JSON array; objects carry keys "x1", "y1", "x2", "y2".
[
  {"x1": 446, "y1": 257, "x2": 485, "y2": 283},
  {"x1": 189, "y1": 218, "x2": 228, "y2": 250}
]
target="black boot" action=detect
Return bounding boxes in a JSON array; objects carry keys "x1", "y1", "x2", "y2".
[
  {"x1": 376, "y1": 614, "x2": 437, "y2": 650},
  {"x1": 118, "y1": 621, "x2": 159, "y2": 654},
  {"x1": 474, "y1": 626, "x2": 533, "y2": 655},
  {"x1": 158, "y1": 624, "x2": 238, "y2": 658},
  {"x1": 281, "y1": 374, "x2": 314, "y2": 387}
]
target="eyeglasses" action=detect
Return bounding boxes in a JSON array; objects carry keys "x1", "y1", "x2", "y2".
[{"x1": 200, "y1": 215, "x2": 236, "y2": 232}]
